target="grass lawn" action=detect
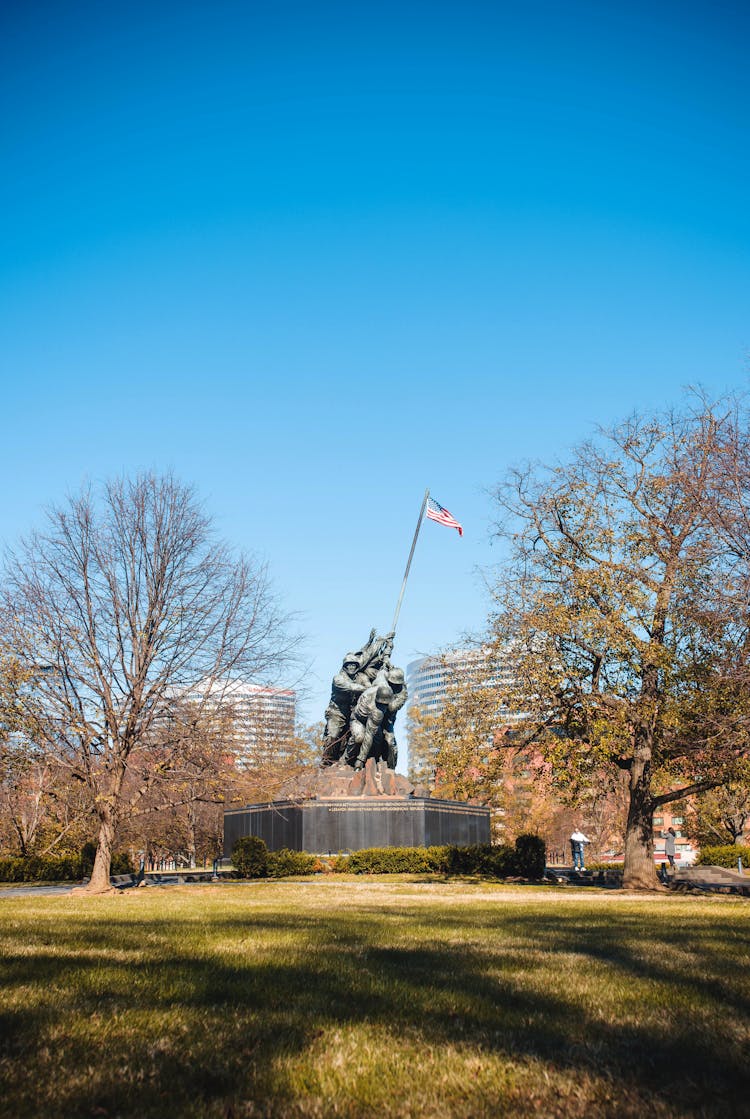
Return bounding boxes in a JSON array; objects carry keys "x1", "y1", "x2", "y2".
[{"x1": 0, "y1": 878, "x2": 748, "y2": 1118}]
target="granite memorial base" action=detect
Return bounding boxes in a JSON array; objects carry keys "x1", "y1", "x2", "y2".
[{"x1": 224, "y1": 796, "x2": 491, "y2": 856}]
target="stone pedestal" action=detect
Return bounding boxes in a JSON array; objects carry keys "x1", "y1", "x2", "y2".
[{"x1": 223, "y1": 794, "x2": 490, "y2": 856}]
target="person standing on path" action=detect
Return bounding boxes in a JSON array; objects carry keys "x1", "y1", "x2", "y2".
[
  {"x1": 662, "y1": 827, "x2": 677, "y2": 871},
  {"x1": 570, "y1": 829, "x2": 591, "y2": 871}
]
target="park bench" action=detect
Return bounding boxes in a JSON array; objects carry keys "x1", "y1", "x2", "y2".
[{"x1": 110, "y1": 873, "x2": 137, "y2": 889}]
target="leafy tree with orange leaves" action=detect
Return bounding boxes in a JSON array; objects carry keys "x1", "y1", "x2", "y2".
[{"x1": 490, "y1": 397, "x2": 750, "y2": 889}]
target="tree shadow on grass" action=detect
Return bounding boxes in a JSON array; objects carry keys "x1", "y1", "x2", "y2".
[{"x1": 1, "y1": 905, "x2": 749, "y2": 1118}]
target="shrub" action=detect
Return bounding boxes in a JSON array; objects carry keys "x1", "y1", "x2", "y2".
[
  {"x1": 0, "y1": 855, "x2": 83, "y2": 882},
  {"x1": 267, "y1": 849, "x2": 321, "y2": 877},
  {"x1": 0, "y1": 858, "x2": 29, "y2": 882},
  {"x1": 257, "y1": 841, "x2": 552, "y2": 879},
  {"x1": 0, "y1": 850, "x2": 135, "y2": 883},
  {"x1": 514, "y1": 834, "x2": 546, "y2": 879},
  {"x1": 344, "y1": 846, "x2": 451, "y2": 874},
  {"x1": 446, "y1": 844, "x2": 515, "y2": 876},
  {"x1": 335, "y1": 842, "x2": 546, "y2": 878},
  {"x1": 328, "y1": 854, "x2": 351, "y2": 873},
  {"x1": 111, "y1": 853, "x2": 135, "y2": 875},
  {"x1": 697, "y1": 845, "x2": 748, "y2": 870},
  {"x1": 232, "y1": 835, "x2": 269, "y2": 878},
  {"x1": 80, "y1": 841, "x2": 97, "y2": 874}
]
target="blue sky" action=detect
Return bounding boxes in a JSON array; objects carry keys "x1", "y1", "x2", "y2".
[{"x1": 1, "y1": 1, "x2": 748, "y2": 745}]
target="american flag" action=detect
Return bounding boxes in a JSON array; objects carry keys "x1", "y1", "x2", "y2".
[{"x1": 426, "y1": 496, "x2": 463, "y2": 536}]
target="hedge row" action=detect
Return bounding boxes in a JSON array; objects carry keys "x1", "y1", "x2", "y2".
[
  {"x1": 232, "y1": 837, "x2": 321, "y2": 878},
  {"x1": 231, "y1": 834, "x2": 547, "y2": 880},
  {"x1": 339, "y1": 835, "x2": 545, "y2": 878},
  {"x1": 339, "y1": 846, "x2": 451, "y2": 874},
  {"x1": 697, "y1": 845, "x2": 749, "y2": 869},
  {"x1": 0, "y1": 851, "x2": 133, "y2": 883},
  {"x1": 268, "y1": 849, "x2": 323, "y2": 877},
  {"x1": 585, "y1": 863, "x2": 624, "y2": 876}
]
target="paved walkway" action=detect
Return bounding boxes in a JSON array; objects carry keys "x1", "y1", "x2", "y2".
[
  {"x1": 0, "y1": 884, "x2": 75, "y2": 897},
  {"x1": 0, "y1": 874, "x2": 221, "y2": 898}
]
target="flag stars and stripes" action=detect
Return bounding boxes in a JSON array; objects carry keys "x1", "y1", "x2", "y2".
[{"x1": 425, "y1": 497, "x2": 463, "y2": 536}]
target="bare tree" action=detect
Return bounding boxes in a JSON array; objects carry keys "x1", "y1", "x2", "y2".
[
  {"x1": 118, "y1": 704, "x2": 318, "y2": 867},
  {"x1": 3, "y1": 473, "x2": 297, "y2": 892},
  {"x1": 0, "y1": 747, "x2": 52, "y2": 856},
  {"x1": 490, "y1": 398, "x2": 750, "y2": 889}
]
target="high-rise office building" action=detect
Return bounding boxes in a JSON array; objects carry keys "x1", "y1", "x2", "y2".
[
  {"x1": 405, "y1": 646, "x2": 522, "y2": 782},
  {"x1": 174, "y1": 678, "x2": 296, "y2": 764}
]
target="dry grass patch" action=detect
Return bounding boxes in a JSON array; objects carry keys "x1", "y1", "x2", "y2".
[{"x1": 0, "y1": 879, "x2": 748, "y2": 1118}]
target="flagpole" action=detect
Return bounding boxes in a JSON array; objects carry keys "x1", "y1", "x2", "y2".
[{"x1": 391, "y1": 488, "x2": 430, "y2": 634}]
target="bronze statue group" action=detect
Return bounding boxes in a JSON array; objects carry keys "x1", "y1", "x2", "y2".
[{"x1": 321, "y1": 628, "x2": 407, "y2": 771}]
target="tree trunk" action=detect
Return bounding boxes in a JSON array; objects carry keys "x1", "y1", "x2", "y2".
[
  {"x1": 11, "y1": 818, "x2": 28, "y2": 858},
  {"x1": 622, "y1": 752, "x2": 661, "y2": 890},
  {"x1": 187, "y1": 801, "x2": 197, "y2": 869},
  {"x1": 80, "y1": 813, "x2": 117, "y2": 895}
]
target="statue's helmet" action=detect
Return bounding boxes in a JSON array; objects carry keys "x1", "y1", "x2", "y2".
[
  {"x1": 343, "y1": 653, "x2": 360, "y2": 667},
  {"x1": 387, "y1": 667, "x2": 405, "y2": 684}
]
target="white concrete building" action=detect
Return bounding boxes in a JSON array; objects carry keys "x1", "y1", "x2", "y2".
[
  {"x1": 405, "y1": 646, "x2": 522, "y2": 779},
  {"x1": 174, "y1": 677, "x2": 296, "y2": 763}
]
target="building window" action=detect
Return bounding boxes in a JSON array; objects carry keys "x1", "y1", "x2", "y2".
[
  {"x1": 671, "y1": 816, "x2": 684, "y2": 825},
  {"x1": 652, "y1": 817, "x2": 663, "y2": 826}
]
